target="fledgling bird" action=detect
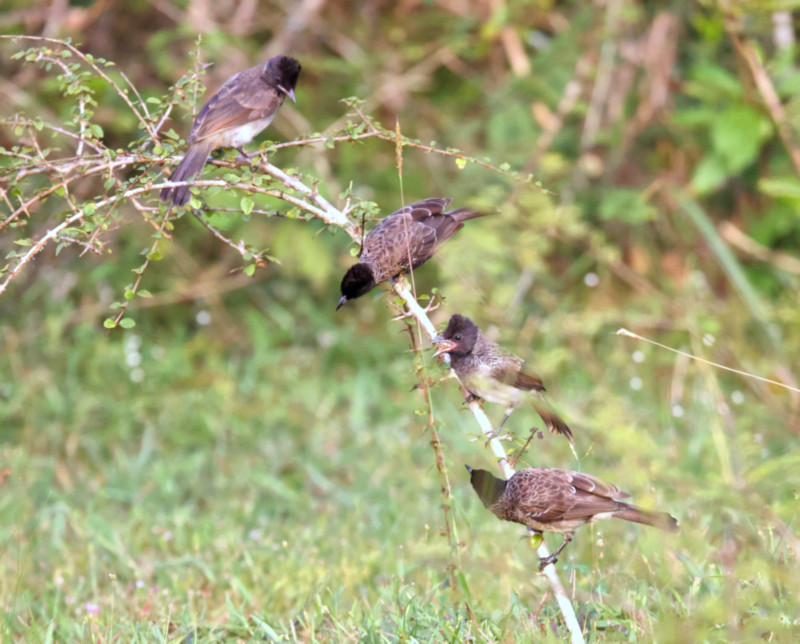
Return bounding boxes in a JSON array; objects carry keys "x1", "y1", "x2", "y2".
[
  {"x1": 466, "y1": 465, "x2": 679, "y2": 569},
  {"x1": 337, "y1": 197, "x2": 488, "y2": 310},
  {"x1": 432, "y1": 314, "x2": 572, "y2": 442},
  {"x1": 160, "y1": 55, "x2": 301, "y2": 206}
]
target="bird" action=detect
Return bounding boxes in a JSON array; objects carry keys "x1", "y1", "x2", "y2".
[
  {"x1": 160, "y1": 55, "x2": 302, "y2": 206},
  {"x1": 466, "y1": 465, "x2": 679, "y2": 570},
  {"x1": 337, "y1": 197, "x2": 488, "y2": 310},
  {"x1": 432, "y1": 314, "x2": 573, "y2": 442}
]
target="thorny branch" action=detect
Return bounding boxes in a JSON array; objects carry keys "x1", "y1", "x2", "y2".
[
  {"x1": 163, "y1": 157, "x2": 585, "y2": 641},
  {"x1": 1, "y1": 41, "x2": 582, "y2": 638}
]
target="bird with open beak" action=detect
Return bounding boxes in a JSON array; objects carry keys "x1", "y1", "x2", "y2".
[{"x1": 433, "y1": 314, "x2": 572, "y2": 442}]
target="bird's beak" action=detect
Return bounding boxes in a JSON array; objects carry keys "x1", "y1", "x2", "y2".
[
  {"x1": 336, "y1": 295, "x2": 347, "y2": 311},
  {"x1": 464, "y1": 465, "x2": 473, "y2": 474},
  {"x1": 279, "y1": 85, "x2": 296, "y2": 103},
  {"x1": 431, "y1": 337, "x2": 457, "y2": 358}
]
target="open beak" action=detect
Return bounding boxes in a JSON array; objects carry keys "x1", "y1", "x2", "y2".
[
  {"x1": 431, "y1": 337, "x2": 457, "y2": 358},
  {"x1": 336, "y1": 295, "x2": 347, "y2": 311},
  {"x1": 279, "y1": 85, "x2": 296, "y2": 104}
]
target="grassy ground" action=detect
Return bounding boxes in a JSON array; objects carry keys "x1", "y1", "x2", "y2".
[{"x1": 2, "y1": 242, "x2": 799, "y2": 642}]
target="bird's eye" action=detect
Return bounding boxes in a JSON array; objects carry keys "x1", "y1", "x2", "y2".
[{"x1": 454, "y1": 334, "x2": 462, "y2": 341}]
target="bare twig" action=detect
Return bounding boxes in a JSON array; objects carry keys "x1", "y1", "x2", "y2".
[
  {"x1": 398, "y1": 311, "x2": 463, "y2": 597},
  {"x1": 616, "y1": 327, "x2": 800, "y2": 393},
  {"x1": 0, "y1": 210, "x2": 85, "y2": 295},
  {"x1": 719, "y1": 221, "x2": 800, "y2": 275},
  {"x1": 191, "y1": 209, "x2": 269, "y2": 266}
]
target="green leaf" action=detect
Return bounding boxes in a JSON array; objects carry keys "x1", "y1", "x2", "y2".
[
  {"x1": 455, "y1": 157, "x2": 467, "y2": 169},
  {"x1": 598, "y1": 188, "x2": 656, "y2": 224},
  {"x1": 124, "y1": 288, "x2": 135, "y2": 301},
  {"x1": 240, "y1": 196, "x2": 254, "y2": 215},
  {"x1": 119, "y1": 318, "x2": 136, "y2": 329},
  {"x1": 711, "y1": 105, "x2": 772, "y2": 173},
  {"x1": 686, "y1": 62, "x2": 741, "y2": 99},
  {"x1": 103, "y1": 318, "x2": 117, "y2": 329},
  {"x1": 758, "y1": 177, "x2": 800, "y2": 200},
  {"x1": 90, "y1": 123, "x2": 103, "y2": 139},
  {"x1": 244, "y1": 263, "x2": 256, "y2": 276},
  {"x1": 692, "y1": 155, "x2": 727, "y2": 195}
]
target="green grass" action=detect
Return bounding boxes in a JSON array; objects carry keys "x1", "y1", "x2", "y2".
[{"x1": 2, "y1": 253, "x2": 799, "y2": 642}]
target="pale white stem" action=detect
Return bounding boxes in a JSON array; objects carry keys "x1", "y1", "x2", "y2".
[
  {"x1": 0, "y1": 211, "x2": 84, "y2": 295},
  {"x1": 260, "y1": 162, "x2": 350, "y2": 228},
  {"x1": 390, "y1": 279, "x2": 585, "y2": 644}
]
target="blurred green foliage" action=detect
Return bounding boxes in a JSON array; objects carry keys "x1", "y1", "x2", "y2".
[{"x1": 2, "y1": 1, "x2": 800, "y2": 641}]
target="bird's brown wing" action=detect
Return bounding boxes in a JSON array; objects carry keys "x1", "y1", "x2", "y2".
[
  {"x1": 189, "y1": 66, "x2": 283, "y2": 142},
  {"x1": 486, "y1": 354, "x2": 573, "y2": 441},
  {"x1": 361, "y1": 210, "x2": 433, "y2": 275},
  {"x1": 406, "y1": 198, "x2": 453, "y2": 220},
  {"x1": 362, "y1": 198, "x2": 483, "y2": 277},
  {"x1": 488, "y1": 357, "x2": 545, "y2": 393},
  {"x1": 513, "y1": 368, "x2": 546, "y2": 392},
  {"x1": 568, "y1": 471, "x2": 629, "y2": 500},
  {"x1": 405, "y1": 199, "x2": 459, "y2": 266},
  {"x1": 512, "y1": 471, "x2": 577, "y2": 523},
  {"x1": 407, "y1": 199, "x2": 488, "y2": 262},
  {"x1": 512, "y1": 469, "x2": 625, "y2": 524}
]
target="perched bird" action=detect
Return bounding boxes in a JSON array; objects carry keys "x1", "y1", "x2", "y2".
[
  {"x1": 160, "y1": 55, "x2": 301, "y2": 206},
  {"x1": 337, "y1": 197, "x2": 488, "y2": 310},
  {"x1": 466, "y1": 465, "x2": 679, "y2": 569},
  {"x1": 432, "y1": 314, "x2": 572, "y2": 442}
]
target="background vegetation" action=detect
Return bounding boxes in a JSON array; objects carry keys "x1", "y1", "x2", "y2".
[{"x1": 2, "y1": 1, "x2": 799, "y2": 641}]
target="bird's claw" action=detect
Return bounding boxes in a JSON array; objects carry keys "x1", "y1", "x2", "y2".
[{"x1": 538, "y1": 554, "x2": 558, "y2": 571}]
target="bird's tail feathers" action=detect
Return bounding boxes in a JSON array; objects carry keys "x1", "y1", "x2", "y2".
[
  {"x1": 616, "y1": 505, "x2": 679, "y2": 533},
  {"x1": 447, "y1": 208, "x2": 491, "y2": 222},
  {"x1": 160, "y1": 141, "x2": 214, "y2": 206},
  {"x1": 532, "y1": 401, "x2": 574, "y2": 443}
]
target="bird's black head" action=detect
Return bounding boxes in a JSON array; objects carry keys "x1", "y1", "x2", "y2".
[
  {"x1": 337, "y1": 263, "x2": 376, "y2": 310},
  {"x1": 466, "y1": 465, "x2": 507, "y2": 509},
  {"x1": 263, "y1": 55, "x2": 301, "y2": 102},
  {"x1": 433, "y1": 314, "x2": 479, "y2": 358}
]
